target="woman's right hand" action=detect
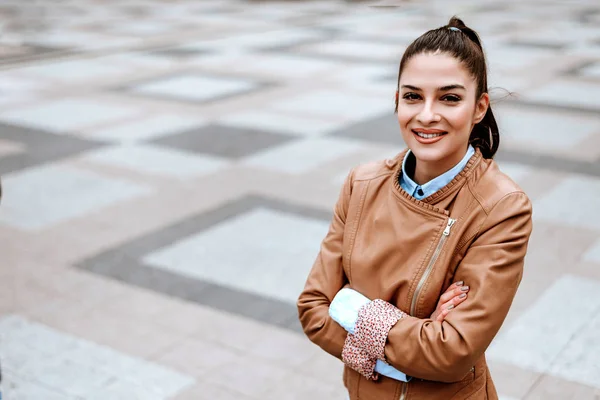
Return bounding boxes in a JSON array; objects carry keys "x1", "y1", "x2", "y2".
[{"x1": 430, "y1": 281, "x2": 470, "y2": 322}]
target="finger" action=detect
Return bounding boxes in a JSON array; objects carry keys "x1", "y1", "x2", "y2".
[
  {"x1": 437, "y1": 304, "x2": 454, "y2": 321},
  {"x1": 439, "y1": 282, "x2": 468, "y2": 304},
  {"x1": 440, "y1": 293, "x2": 468, "y2": 312}
]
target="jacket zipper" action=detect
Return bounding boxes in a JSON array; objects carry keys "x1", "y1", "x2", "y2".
[
  {"x1": 399, "y1": 217, "x2": 456, "y2": 400},
  {"x1": 409, "y1": 218, "x2": 456, "y2": 316}
]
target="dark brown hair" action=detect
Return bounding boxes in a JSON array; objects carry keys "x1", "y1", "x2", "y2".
[{"x1": 394, "y1": 16, "x2": 499, "y2": 159}]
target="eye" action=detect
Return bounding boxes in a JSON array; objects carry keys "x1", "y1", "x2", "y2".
[
  {"x1": 442, "y1": 94, "x2": 461, "y2": 102},
  {"x1": 403, "y1": 92, "x2": 421, "y2": 101}
]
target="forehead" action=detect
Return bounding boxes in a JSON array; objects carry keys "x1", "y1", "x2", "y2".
[{"x1": 400, "y1": 52, "x2": 475, "y2": 88}]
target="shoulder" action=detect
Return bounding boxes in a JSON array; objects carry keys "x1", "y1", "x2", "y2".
[{"x1": 469, "y1": 158, "x2": 532, "y2": 217}]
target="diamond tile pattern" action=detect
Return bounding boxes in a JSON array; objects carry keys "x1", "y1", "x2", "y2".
[{"x1": 0, "y1": 0, "x2": 599, "y2": 398}]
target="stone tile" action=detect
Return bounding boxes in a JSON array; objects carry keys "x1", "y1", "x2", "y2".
[
  {"x1": 173, "y1": 382, "x2": 257, "y2": 400},
  {"x1": 84, "y1": 114, "x2": 208, "y2": 143},
  {"x1": 0, "y1": 164, "x2": 152, "y2": 230},
  {"x1": 524, "y1": 374, "x2": 599, "y2": 400},
  {"x1": 0, "y1": 122, "x2": 102, "y2": 175},
  {"x1": 242, "y1": 137, "x2": 363, "y2": 174},
  {"x1": 2, "y1": 371, "x2": 73, "y2": 400},
  {"x1": 0, "y1": 315, "x2": 194, "y2": 398},
  {"x1": 496, "y1": 106, "x2": 600, "y2": 153},
  {"x1": 548, "y1": 311, "x2": 600, "y2": 388},
  {"x1": 330, "y1": 112, "x2": 403, "y2": 145},
  {"x1": 296, "y1": 350, "x2": 345, "y2": 388},
  {"x1": 299, "y1": 39, "x2": 401, "y2": 61},
  {"x1": 532, "y1": 175, "x2": 600, "y2": 230},
  {"x1": 203, "y1": 356, "x2": 291, "y2": 398},
  {"x1": 0, "y1": 98, "x2": 143, "y2": 133},
  {"x1": 260, "y1": 371, "x2": 342, "y2": 400},
  {"x1": 155, "y1": 338, "x2": 241, "y2": 377},
  {"x1": 80, "y1": 144, "x2": 228, "y2": 178},
  {"x1": 0, "y1": 138, "x2": 26, "y2": 156},
  {"x1": 271, "y1": 89, "x2": 390, "y2": 122},
  {"x1": 15, "y1": 58, "x2": 126, "y2": 82},
  {"x1": 143, "y1": 207, "x2": 329, "y2": 303},
  {"x1": 245, "y1": 327, "x2": 320, "y2": 368},
  {"x1": 21, "y1": 357, "x2": 113, "y2": 397},
  {"x1": 486, "y1": 45, "x2": 558, "y2": 70},
  {"x1": 129, "y1": 74, "x2": 261, "y2": 103},
  {"x1": 487, "y1": 360, "x2": 541, "y2": 400},
  {"x1": 583, "y1": 238, "x2": 600, "y2": 263},
  {"x1": 487, "y1": 274, "x2": 600, "y2": 375},
  {"x1": 495, "y1": 162, "x2": 535, "y2": 185},
  {"x1": 523, "y1": 80, "x2": 600, "y2": 111},
  {"x1": 231, "y1": 53, "x2": 341, "y2": 79},
  {"x1": 216, "y1": 110, "x2": 345, "y2": 137},
  {"x1": 150, "y1": 123, "x2": 294, "y2": 159},
  {"x1": 580, "y1": 61, "x2": 600, "y2": 78},
  {"x1": 148, "y1": 47, "x2": 210, "y2": 59}
]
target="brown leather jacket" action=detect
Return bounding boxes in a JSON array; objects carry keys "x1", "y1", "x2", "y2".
[{"x1": 297, "y1": 148, "x2": 533, "y2": 400}]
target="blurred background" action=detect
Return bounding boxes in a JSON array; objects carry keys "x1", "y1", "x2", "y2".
[{"x1": 0, "y1": 0, "x2": 599, "y2": 399}]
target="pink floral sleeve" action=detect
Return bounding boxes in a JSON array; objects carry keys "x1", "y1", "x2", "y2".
[{"x1": 341, "y1": 299, "x2": 406, "y2": 380}]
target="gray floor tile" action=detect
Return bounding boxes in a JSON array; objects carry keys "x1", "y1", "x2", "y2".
[{"x1": 150, "y1": 124, "x2": 296, "y2": 159}]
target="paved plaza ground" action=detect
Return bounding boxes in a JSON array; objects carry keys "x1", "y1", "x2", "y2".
[{"x1": 0, "y1": 0, "x2": 600, "y2": 398}]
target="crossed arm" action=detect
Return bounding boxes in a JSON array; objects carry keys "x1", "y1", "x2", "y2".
[{"x1": 297, "y1": 172, "x2": 533, "y2": 382}]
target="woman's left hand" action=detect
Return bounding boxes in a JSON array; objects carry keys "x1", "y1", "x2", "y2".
[{"x1": 430, "y1": 281, "x2": 470, "y2": 322}]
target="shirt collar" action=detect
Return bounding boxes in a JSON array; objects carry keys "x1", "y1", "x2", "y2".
[{"x1": 401, "y1": 145, "x2": 475, "y2": 200}]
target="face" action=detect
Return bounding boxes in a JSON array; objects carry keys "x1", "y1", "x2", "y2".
[{"x1": 397, "y1": 52, "x2": 489, "y2": 171}]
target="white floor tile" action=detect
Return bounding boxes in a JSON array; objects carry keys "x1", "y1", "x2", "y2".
[
  {"x1": 497, "y1": 108, "x2": 600, "y2": 151},
  {"x1": 0, "y1": 315, "x2": 195, "y2": 398},
  {"x1": 234, "y1": 54, "x2": 340, "y2": 78},
  {"x1": 144, "y1": 208, "x2": 330, "y2": 303},
  {"x1": 270, "y1": 90, "x2": 390, "y2": 122},
  {"x1": 15, "y1": 59, "x2": 126, "y2": 82},
  {"x1": 85, "y1": 114, "x2": 207, "y2": 143},
  {"x1": 303, "y1": 39, "x2": 401, "y2": 61},
  {"x1": 583, "y1": 238, "x2": 600, "y2": 263},
  {"x1": 217, "y1": 111, "x2": 345, "y2": 137},
  {"x1": 132, "y1": 74, "x2": 258, "y2": 102},
  {"x1": 532, "y1": 175, "x2": 600, "y2": 231},
  {"x1": 524, "y1": 80, "x2": 600, "y2": 110},
  {"x1": 580, "y1": 61, "x2": 600, "y2": 78},
  {"x1": 82, "y1": 144, "x2": 228, "y2": 178},
  {"x1": 0, "y1": 164, "x2": 152, "y2": 230},
  {"x1": 487, "y1": 275, "x2": 600, "y2": 377},
  {"x1": 242, "y1": 137, "x2": 363, "y2": 174},
  {"x1": 0, "y1": 98, "x2": 142, "y2": 133},
  {"x1": 549, "y1": 311, "x2": 600, "y2": 388}
]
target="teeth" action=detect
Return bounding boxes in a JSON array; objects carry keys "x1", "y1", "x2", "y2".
[{"x1": 415, "y1": 131, "x2": 444, "y2": 139}]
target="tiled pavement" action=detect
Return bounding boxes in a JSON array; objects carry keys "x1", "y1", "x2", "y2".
[{"x1": 1, "y1": 0, "x2": 600, "y2": 398}]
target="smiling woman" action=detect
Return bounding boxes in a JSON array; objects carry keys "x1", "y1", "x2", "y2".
[{"x1": 298, "y1": 16, "x2": 533, "y2": 400}]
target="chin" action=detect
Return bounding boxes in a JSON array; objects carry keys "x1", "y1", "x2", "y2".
[{"x1": 408, "y1": 143, "x2": 450, "y2": 163}]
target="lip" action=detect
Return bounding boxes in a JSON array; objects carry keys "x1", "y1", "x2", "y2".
[
  {"x1": 412, "y1": 129, "x2": 447, "y2": 144},
  {"x1": 413, "y1": 129, "x2": 447, "y2": 134}
]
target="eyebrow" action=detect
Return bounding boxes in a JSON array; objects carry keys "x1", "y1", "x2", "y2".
[{"x1": 401, "y1": 84, "x2": 466, "y2": 91}]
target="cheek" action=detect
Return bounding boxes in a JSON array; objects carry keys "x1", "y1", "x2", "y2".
[{"x1": 446, "y1": 107, "x2": 475, "y2": 131}]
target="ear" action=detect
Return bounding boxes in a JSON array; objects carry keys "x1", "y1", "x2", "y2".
[{"x1": 474, "y1": 92, "x2": 490, "y2": 123}]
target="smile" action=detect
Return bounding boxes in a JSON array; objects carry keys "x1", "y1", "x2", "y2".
[
  {"x1": 414, "y1": 131, "x2": 446, "y2": 139},
  {"x1": 412, "y1": 129, "x2": 448, "y2": 143}
]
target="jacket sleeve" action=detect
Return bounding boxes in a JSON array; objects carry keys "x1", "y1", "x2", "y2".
[
  {"x1": 383, "y1": 192, "x2": 533, "y2": 382},
  {"x1": 297, "y1": 169, "x2": 354, "y2": 359}
]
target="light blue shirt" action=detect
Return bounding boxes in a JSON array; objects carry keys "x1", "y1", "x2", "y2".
[{"x1": 400, "y1": 145, "x2": 475, "y2": 200}]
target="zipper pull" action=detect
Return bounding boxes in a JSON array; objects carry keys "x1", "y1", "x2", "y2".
[{"x1": 443, "y1": 218, "x2": 456, "y2": 236}]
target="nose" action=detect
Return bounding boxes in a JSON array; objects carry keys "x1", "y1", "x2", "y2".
[{"x1": 416, "y1": 100, "x2": 441, "y2": 125}]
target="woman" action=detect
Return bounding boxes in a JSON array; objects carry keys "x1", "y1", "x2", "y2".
[{"x1": 297, "y1": 17, "x2": 533, "y2": 400}]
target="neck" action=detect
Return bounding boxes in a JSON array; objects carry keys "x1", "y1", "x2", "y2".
[{"x1": 412, "y1": 146, "x2": 469, "y2": 185}]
